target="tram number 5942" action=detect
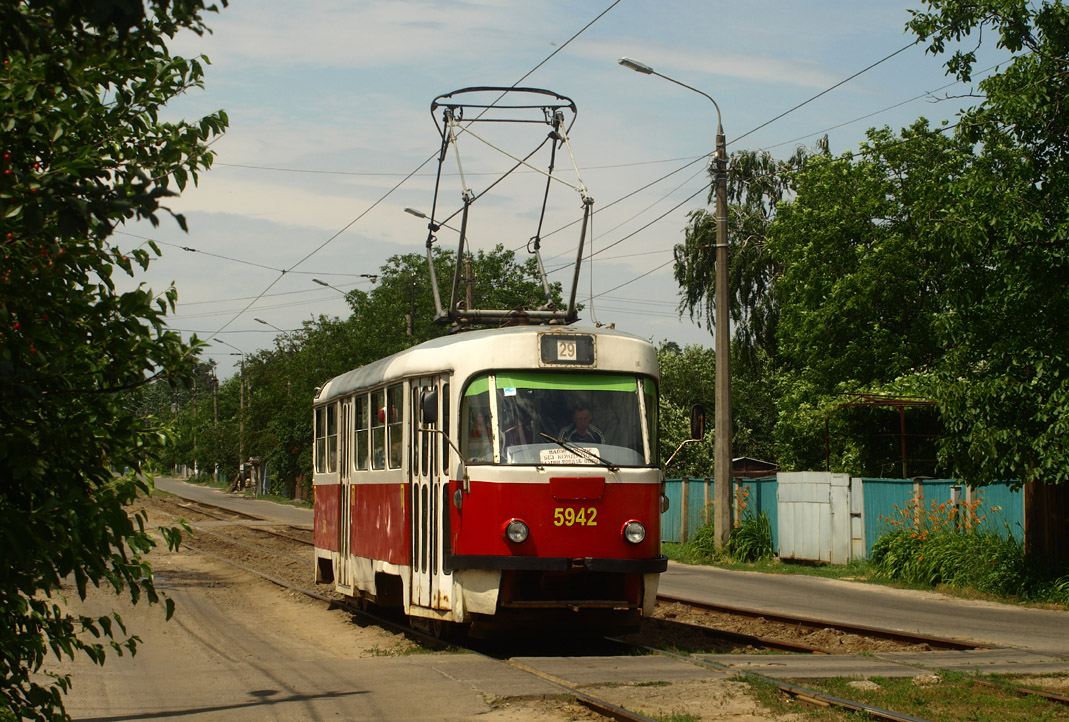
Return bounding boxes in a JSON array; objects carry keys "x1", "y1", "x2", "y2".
[{"x1": 553, "y1": 506, "x2": 597, "y2": 527}]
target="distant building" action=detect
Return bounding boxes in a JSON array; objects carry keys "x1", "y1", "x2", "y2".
[{"x1": 733, "y1": 457, "x2": 778, "y2": 479}]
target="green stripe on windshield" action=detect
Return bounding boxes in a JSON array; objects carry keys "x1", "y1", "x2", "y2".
[
  {"x1": 495, "y1": 372, "x2": 636, "y2": 392},
  {"x1": 464, "y1": 376, "x2": 490, "y2": 396}
]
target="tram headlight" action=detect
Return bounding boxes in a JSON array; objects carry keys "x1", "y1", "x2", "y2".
[
  {"x1": 622, "y1": 520, "x2": 646, "y2": 544},
  {"x1": 504, "y1": 519, "x2": 529, "y2": 544}
]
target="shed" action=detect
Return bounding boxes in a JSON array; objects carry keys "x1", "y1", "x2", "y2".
[{"x1": 734, "y1": 457, "x2": 779, "y2": 479}]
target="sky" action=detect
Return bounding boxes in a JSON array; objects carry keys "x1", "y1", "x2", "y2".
[{"x1": 116, "y1": 0, "x2": 1006, "y2": 378}]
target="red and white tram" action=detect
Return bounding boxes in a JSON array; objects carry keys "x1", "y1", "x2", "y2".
[{"x1": 312, "y1": 325, "x2": 667, "y2": 635}]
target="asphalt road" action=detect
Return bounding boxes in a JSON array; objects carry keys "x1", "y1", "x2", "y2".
[{"x1": 659, "y1": 562, "x2": 1069, "y2": 655}]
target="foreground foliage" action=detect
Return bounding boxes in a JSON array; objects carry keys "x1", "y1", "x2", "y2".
[{"x1": 0, "y1": 2, "x2": 228, "y2": 719}]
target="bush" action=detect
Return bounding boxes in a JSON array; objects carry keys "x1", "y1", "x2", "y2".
[
  {"x1": 728, "y1": 512, "x2": 775, "y2": 562},
  {"x1": 870, "y1": 492, "x2": 1067, "y2": 604},
  {"x1": 686, "y1": 520, "x2": 725, "y2": 563}
]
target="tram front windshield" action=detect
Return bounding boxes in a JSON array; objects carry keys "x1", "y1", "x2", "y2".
[{"x1": 460, "y1": 371, "x2": 657, "y2": 467}]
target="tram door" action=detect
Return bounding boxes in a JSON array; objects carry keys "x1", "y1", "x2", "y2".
[
  {"x1": 337, "y1": 398, "x2": 353, "y2": 591},
  {"x1": 411, "y1": 376, "x2": 448, "y2": 609}
]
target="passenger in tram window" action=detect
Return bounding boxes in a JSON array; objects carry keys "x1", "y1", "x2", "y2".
[
  {"x1": 558, "y1": 406, "x2": 605, "y2": 444},
  {"x1": 470, "y1": 410, "x2": 490, "y2": 439},
  {"x1": 467, "y1": 410, "x2": 493, "y2": 462}
]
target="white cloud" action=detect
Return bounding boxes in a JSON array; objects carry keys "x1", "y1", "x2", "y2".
[{"x1": 573, "y1": 37, "x2": 843, "y2": 90}]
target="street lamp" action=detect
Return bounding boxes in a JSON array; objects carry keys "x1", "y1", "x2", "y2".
[
  {"x1": 254, "y1": 317, "x2": 284, "y2": 333},
  {"x1": 406, "y1": 207, "x2": 462, "y2": 235},
  {"x1": 619, "y1": 56, "x2": 733, "y2": 548},
  {"x1": 313, "y1": 278, "x2": 349, "y2": 295}
]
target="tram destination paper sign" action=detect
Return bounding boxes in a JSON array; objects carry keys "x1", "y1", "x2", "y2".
[{"x1": 539, "y1": 447, "x2": 598, "y2": 465}]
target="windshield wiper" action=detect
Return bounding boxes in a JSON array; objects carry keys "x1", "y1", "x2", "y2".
[{"x1": 538, "y1": 432, "x2": 618, "y2": 472}]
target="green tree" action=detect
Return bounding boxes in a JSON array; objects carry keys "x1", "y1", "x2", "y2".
[
  {"x1": 345, "y1": 245, "x2": 564, "y2": 358},
  {"x1": 657, "y1": 341, "x2": 778, "y2": 476},
  {"x1": 657, "y1": 343, "x2": 716, "y2": 478},
  {"x1": 675, "y1": 143, "x2": 820, "y2": 360},
  {"x1": 908, "y1": 0, "x2": 1069, "y2": 488},
  {"x1": 0, "y1": 2, "x2": 228, "y2": 719},
  {"x1": 673, "y1": 146, "x2": 820, "y2": 467},
  {"x1": 769, "y1": 121, "x2": 967, "y2": 474},
  {"x1": 183, "y1": 245, "x2": 564, "y2": 496}
]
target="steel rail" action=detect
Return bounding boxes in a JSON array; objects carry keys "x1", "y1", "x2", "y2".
[
  {"x1": 657, "y1": 593, "x2": 989, "y2": 650},
  {"x1": 618, "y1": 639, "x2": 936, "y2": 722},
  {"x1": 641, "y1": 615, "x2": 837, "y2": 654},
  {"x1": 971, "y1": 676, "x2": 1069, "y2": 707},
  {"x1": 154, "y1": 494, "x2": 313, "y2": 546}
]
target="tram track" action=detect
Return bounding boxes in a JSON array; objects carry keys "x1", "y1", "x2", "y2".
[
  {"x1": 170, "y1": 529, "x2": 942, "y2": 722},
  {"x1": 151, "y1": 493, "x2": 314, "y2": 547},
  {"x1": 144, "y1": 492, "x2": 1069, "y2": 720},
  {"x1": 149, "y1": 507, "x2": 661, "y2": 721},
  {"x1": 650, "y1": 593, "x2": 989, "y2": 653}
]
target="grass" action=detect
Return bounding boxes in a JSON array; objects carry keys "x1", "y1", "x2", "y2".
[
  {"x1": 742, "y1": 671, "x2": 1069, "y2": 722},
  {"x1": 805, "y1": 671, "x2": 1068, "y2": 721}
]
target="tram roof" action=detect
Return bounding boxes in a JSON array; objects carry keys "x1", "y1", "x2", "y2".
[{"x1": 315, "y1": 325, "x2": 658, "y2": 404}]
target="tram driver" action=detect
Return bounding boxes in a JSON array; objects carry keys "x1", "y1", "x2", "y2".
[{"x1": 558, "y1": 406, "x2": 605, "y2": 444}]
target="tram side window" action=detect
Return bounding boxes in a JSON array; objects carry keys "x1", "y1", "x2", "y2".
[
  {"x1": 418, "y1": 386, "x2": 429, "y2": 477},
  {"x1": 442, "y1": 382, "x2": 450, "y2": 474},
  {"x1": 387, "y1": 383, "x2": 403, "y2": 469},
  {"x1": 314, "y1": 407, "x2": 325, "y2": 473},
  {"x1": 371, "y1": 389, "x2": 385, "y2": 470},
  {"x1": 315, "y1": 403, "x2": 338, "y2": 473},
  {"x1": 327, "y1": 403, "x2": 338, "y2": 472},
  {"x1": 354, "y1": 395, "x2": 369, "y2": 471}
]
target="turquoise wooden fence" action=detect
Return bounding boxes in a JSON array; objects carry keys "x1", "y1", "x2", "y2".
[
  {"x1": 862, "y1": 478, "x2": 1024, "y2": 553},
  {"x1": 662, "y1": 477, "x2": 779, "y2": 545},
  {"x1": 664, "y1": 476, "x2": 1023, "y2": 556}
]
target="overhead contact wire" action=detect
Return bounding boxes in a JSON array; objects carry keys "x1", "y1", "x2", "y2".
[{"x1": 201, "y1": 0, "x2": 623, "y2": 346}]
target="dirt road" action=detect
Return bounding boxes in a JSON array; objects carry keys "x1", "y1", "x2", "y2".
[
  {"x1": 43, "y1": 499, "x2": 795, "y2": 721},
  {"x1": 49, "y1": 543, "x2": 604, "y2": 721}
]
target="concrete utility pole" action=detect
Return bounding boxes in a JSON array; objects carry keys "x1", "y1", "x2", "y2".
[
  {"x1": 620, "y1": 56, "x2": 733, "y2": 547},
  {"x1": 217, "y1": 339, "x2": 246, "y2": 486},
  {"x1": 212, "y1": 367, "x2": 219, "y2": 482}
]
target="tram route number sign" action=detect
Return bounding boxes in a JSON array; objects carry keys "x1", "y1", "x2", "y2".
[{"x1": 539, "y1": 333, "x2": 595, "y2": 366}]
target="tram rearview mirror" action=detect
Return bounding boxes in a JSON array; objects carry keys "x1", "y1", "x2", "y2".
[
  {"x1": 421, "y1": 388, "x2": 438, "y2": 424},
  {"x1": 690, "y1": 403, "x2": 706, "y2": 441}
]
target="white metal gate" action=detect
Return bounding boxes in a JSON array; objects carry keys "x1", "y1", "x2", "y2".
[{"x1": 776, "y1": 471, "x2": 852, "y2": 564}]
